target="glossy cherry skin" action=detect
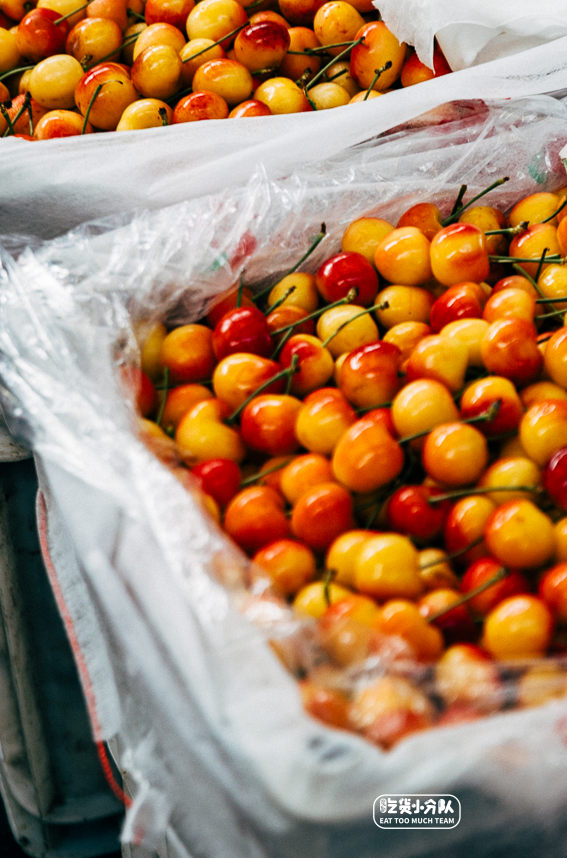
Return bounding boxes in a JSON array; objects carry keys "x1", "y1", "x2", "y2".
[
  {"x1": 482, "y1": 595, "x2": 553, "y2": 659},
  {"x1": 539, "y1": 563, "x2": 567, "y2": 622},
  {"x1": 253, "y1": 539, "x2": 316, "y2": 597},
  {"x1": 386, "y1": 484, "x2": 452, "y2": 542},
  {"x1": 338, "y1": 340, "x2": 401, "y2": 409},
  {"x1": 417, "y1": 588, "x2": 476, "y2": 645},
  {"x1": 213, "y1": 306, "x2": 273, "y2": 360},
  {"x1": 224, "y1": 485, "x2": 290, "y2": 554},
  {"x1": 16, "y1": 8, "x2": 69, "y2": 62},
  {"x1": 461, "y1": 557, "x2": 529, "y2": 618},
  {"x1": 291, "y1": 481, "x2": 355, "y2": 552},
  {"x1": 240, "y1": 394, "x2": 302, "y2": 456},
  {"x1": 480, "y1": 319, "x2": 543, "y2": 388},
  {"x1": 459, "y1": 375, "x2": 523, "y2": 437},
  {"x1": 430, "y1": 223, "x2": 490, "y2": 287},
  {"x1": 543, "y1": 446, "x2": 567, "y2": 511},
  {"x1": 191, "y1": 458, "x2": 241, "y2": 507},
  {"x1": 233, "y1": 20, "x2": 290, "y2": 72},
  {"x1": 295, "y1": 387, "x2": 357, "y2": 455},
  {"x1": 315, "y1": 251, "x2": 378, "y2": 307},
  {"x1": 429, "y1": 283, "x2": 483, "y2": 333}
]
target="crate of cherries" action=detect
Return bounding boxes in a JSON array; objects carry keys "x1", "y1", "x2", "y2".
[
  {"x1": 0, "y1": 0, "x2": 451, "y2": 138},
  {"x1": 125, "y1": 176, "x2": 567, "y2": 751}
]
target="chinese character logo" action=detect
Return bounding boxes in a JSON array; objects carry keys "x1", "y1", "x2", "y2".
[{"x1": 373, "y1": 795, "x2": 461, "y2": 830}]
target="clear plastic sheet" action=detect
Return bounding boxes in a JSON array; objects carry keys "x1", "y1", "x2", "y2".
[
  {"x1": 377, "y1": 0, "x2": 567, "y2": 70},
  {"x1": 3, "y1": 97, "x2": 567, "y2": 856},
  {"x1": 4, "y1": 32, "x2": 567, "y2": 240}
]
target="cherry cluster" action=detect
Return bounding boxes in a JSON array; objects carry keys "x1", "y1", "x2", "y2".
[
  {"x1": 0, "y1": 0, "x2": 451, "y2": 139},
  {"x1": 132, "y1": 183, "x2": 567, "y2": 750}
]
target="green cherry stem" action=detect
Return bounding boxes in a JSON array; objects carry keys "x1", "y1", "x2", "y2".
[
  {"x1": 226, "y1": 354, "x2": 299, "y2": 425},
  {"x1": 398, "y1": 399, "x2": 502, "y2": 447},
  {"x1": 84, "y1": 35, "x2": 139, "y2": 69},
  {"x1": 323, "y1": 567, "x2": 336, "y2": 606},
  {"x1": 158, "y1": 107, "x2": 169, "y2": 126},
  {"x1": 156, "y1": 367, "x2": 169, "y2": 427},
  {"x1": 327, "y1": 68, "x2": 347, "y2": 81},
  {"x1": 363, "y1": 60, "x2": 392, "y2": 100},
  {"x1": 0, "y1": 104, "x2": 15, "y2": 137},
  {"x1": 448, "y1": 184, "x2": 467, "y2": 217},
  {"x1": 305, "y1": 36, "x2": 364, "y2": 92},
  {"x1": 54, "y1": 0, "x2": 93, "y2": 24},
  {"x1": 428, "y1": 484, "x2": 542, "y2": 505},
  {"x1": 182, "y1": 23, "x2": 247, "y2": 63},
  {"x1": 239, "y1": 457, "x2": 293, "y2": 487},
  {"x1": 270, "y1": 287, "x2": 359, "y2": 337},
  {"x1": 1, "y1": 91, "x2": 30, "y2": 138},
  {"x1": 535, "y1": 247, "x2": 549, "y2": 284},
  {"x1": 0, "y1": 65, "x2": 35, "y2": 83},
  {"x1": 82, "y1": 83, "x2": 103, "y2": 133},
  {"x1": 442, "y1": 177, "x2": 510, "y2": 227},
  {"x1": 418, "y1": 536, "x2": 484, "y2": 568},
  {"x1": 542, "y1": 195, "x2": 567, "y2": 223},
  {"x1": 265, "y1": 285, "x2": 296, "y2": 314},
  {"x1": 426, "y1": 567, "x2": 508, "y2": 622},
  {"x1": 511, "y1": 263, "x2": 547, "y2": 298},
  {"x1": 320, "y1": 300, "x2": 389, "y2": 349},
  {"x1": 485, "y1": 221, "x2": 528, "y2": 237},
  {"x1": 490, "y1": 254, "x2": 562, "y2": 264},
  {"x1": 252, "y1": 223, "x2": 327, "y2": 303}
]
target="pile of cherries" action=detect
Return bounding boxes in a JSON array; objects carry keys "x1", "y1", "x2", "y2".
[
  {"x1": 0, "y1": 0, "x2": 451, "y2": 138},
  {"x1": 133, "y1": 182, "x2": 567, "y2": 750}
]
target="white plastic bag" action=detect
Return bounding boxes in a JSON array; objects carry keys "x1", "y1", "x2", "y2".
[
  {"x1": 3, "y1": 97, "x2": 567, "y2": 856},
  {"x1": 377, "y1": 0, "x2": 567, "y2": 71},
  {"x1": 4, "y1": 32, "x2": 567, "y2": 240}
]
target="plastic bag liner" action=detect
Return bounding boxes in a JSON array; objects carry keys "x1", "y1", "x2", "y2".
[
  {"x1": 377, "y1": 0, "x2": 567, "y2": 71},
  {"x1": 3, "y1": 96, "x2": 567, "y2": 857},
  {"x1": 5, "y1": 32, "x2": 567, "y2": 241}
]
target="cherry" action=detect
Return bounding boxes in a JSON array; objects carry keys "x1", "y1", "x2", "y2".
[
  {"x1": 278, "y1": 333, "x2": 334, "y2": 396},
  {"x1": 280, "y1": 452, "x2": 334, "y2": 504},
  {"x1": 332, "y1": 414, "x2": 404, "y2": 494},
  {"x1": 542, "y1": 446, "x2": 567, "y2": 511},
  {"x1": 374, "y1": 226, "x2": 432, "y2": 286},
  {"x1": 315, "y1": 251, "x2": 378, "y2": 307},
  {"x1": 294, "y1": 387, "x2": 357, "y2": 455},
  {"x1": 173, "y1": 90, "x2": 229, "y2": 122},
  {"x1": 239, "y1": 393, "x2": 302, "y2": 455},
  {"x1": 349, "y1": 675, "x2": 434, "y2": 749},
  {"x1": 325, "y1": 528, "x2": 375, "y2": 587},
  {"x1": 233, "y1": 20, "x2": 290, "y2": 72},
  {"x1": 391, "y1": 378, "x2": 459, "y2": 445},
  {"x1": 318, "y1": 595, "x2": 377, "y2": 666},
  {"x1": 429, "y1": 283, "x2": 483, "y2": 333},
  {"x1": 461, "y1": 557, "x2": 528, "y2": 617},
  {"x1": 484, "y1": 499, "x2": 556, "y2": 569},
  {"x1": 253, "y1": 538, "x2": 316, "y2": 596},
  {"x1": 176, "y1": 398, "x2": 245, "y2": 464},
  {"x1": 430, "y1": 223, "x2": 490, "y2": 287},
  {"x1": 342, "y1": 216, "x2": 394, "y2": 265},
  {"x1": 160, "y1": 323, "x2": 216, "y2": 383},
  {"x1": 213, "y1": 306, "x2": 273, "y2": 360},
  {"x1": 460, "y1": 376, "x2": 523, "y2": 437},
  {"x1": 435, "y1": 644, "x2": 503, "y2": 712},
  {"x1": 376, "y1": 599, "x2": 444, "y2": 660},
  {"x1": 224, "y1": 485, "x2": 290, "y2": 554},
  {"x1": 355, "y1": 533, "x2": 423, "y2": 600},
  {"x1": 16, "y1": 8, "x2": 69, "y2": 62},
  {"x1": 349, "y1": 20, "x2": 406, "y2": 91},
  {"x1": 291, "y1": 481, "x2": 355, "y2": 551},
  {"x1": 386, "y1": 484, "x2": 452, "y2": 542},
  {"x1": 300, "y1": 680, "x2": 351, "y2": 730},
  {"x1": 417, "y1": 588, "x2": 477, "y2": 644},
  {"x1": 338, "y1": 340, "x2": 401, "y2": 409},
  {"x1": 443, "y1": 494, "x2": 496, "y2": 566},
  {"x1": 212, "y1": 353, "x2": 283, "y2": 411},
  {"x1": 422, "y1": 422, "x2": 488, "y2": 487},
  {"x1": 480, "y1": 318, "x2": 543, "y2": 387},
  {"x1": 519, "y1": 399, "x2": 567, "y2": 467},
  {"x1": 482, "y1": 595, "x2": 553, "y2": 659},
  {"x1": 397, "y1": 202, "x2": 442, "y2": 241},
  {"x1": 191, "y1": 457, "x2": 241, "y2": 506},
  {"x1": 160, "y1": 383, "x2": 212, "y2": 431}
]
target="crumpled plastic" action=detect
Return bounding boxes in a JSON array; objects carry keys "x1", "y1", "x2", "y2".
[
  {"x1": 2, "y1": 97, "x2": 567, "y2": 856},
  {"x1": 377, "y1": 0, "x2": 567, "y2": 71}
]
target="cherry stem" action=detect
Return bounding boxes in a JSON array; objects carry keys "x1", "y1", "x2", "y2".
[
  {"x1": 535, "y1": 247, "x2": 548, "y2": 283},
  {"x1": 252, "y1": 223, "x2": 327, "y2": 303},
  {"x1": 0, "y1": 65, "x2": 35, "y2": 83},
  {"x1": 265, "y1": 285, "x2": 296, "y2": 314},
  {"x1": 490, "y1": 254, "x2": 562, "y2": 264},
  {"x1": 419, "y1": 536, "x2": 484, "y2": 568},
  {"x1": 398, "y1": 399, "x2": 502, "y2": 446},
  {"x1": 85, "y1": 34, "x2": 139, "y2": 69},
  {"x1": 158, "y1": 107, "x2": 168, "y2": 126},
  {"x1": 236, "y1": 278, "x2": 245, "y2": 308},
  {"x1": 0, "y1": 104, "x2": 14, "y2": 137},
  {"x1": 511, "y1": 263, "x2": 546, "y2": 298},
  {"x1": 270, "y1": 287, "x2": 358, "y2": 337},
  {"x1": 287, "y1": 40, "x2": 362, "y2": 56},
  {"x1": 428, "y1": 484, "x2": 541, "y2": 505},
  {"x1": 82, "y1": 83, "x2": 103, "y2": 133},
  {"x1": 156, "y1": 367, "x2": 169, "y2": 427},
  {"x1": 27, "y1": 100, "x2": 33, "y2": 136},
  {"x1": 284, "y1": 353, "x2": 298, "y2": 394},
  {"x1": 271, "y1": 326, "x2": 294, "y2": 360},
  {"x1": 442, "y1": 177, "x2": 510, "y2": 227},
  {"x1": 252, "y1": 67, "x2": 278, "y2": 76},
  {"x1": 485, "y1": 221, "x2": 528, "y2": 236},
  {"x1": 327, "y1": 68, "x2": 347, "y2": 81},
  {"x1": 1, "y1": 91, "x2": 30, "y2": 138},
  {"x1": 320, "y1": 300, "x2": 389, "y2": 349},
  {"x1": 54, "y1": 0, "x2": 93, "y2": 24},
  {"x1": 226, "y1": 354, "x2": 299, "y2": 425},
  {"x1": 305, "y1": 36, "x2": 364, "y2": 92},
  {"x1": 449, "y1": 185, "x2": 467, "y2": 217},
  {"x1": 128, "y1": 9, "x2": 146, "y2": 20},
  {"x1": 534, "y1": 307, "x2": 567, "y2": 321},
  {"x1": 363, "y1": 61, "x2": 391, "y2": 100},
  {"x1": 239, "y1": 457, "x2": 293, "y2": 488},
  {"x1": 182, "y1": 23, "x2": 247, "y2": 63},
  {"x1": 426, "y1": 567, "x2": 508, "y2": 622},
  {"x1": 542, "y1": 194, "x2": 567, "y2": 223},
  {"x1": 323, "y1": 567, "x2": 335, "y2": 607}
]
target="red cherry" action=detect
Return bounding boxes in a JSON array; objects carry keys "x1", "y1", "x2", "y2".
[
  {"x1": 16, "y1": 7, "x2": 69, "y2": 62},
  {"x1": 386, "y1": 485, "x2": 452, "y2": 542},
  {"x1": 191, "y1": 458, "x2": 242, "y2": 506},
  {"x1": 461, "y1": 558, "x2": 529, "y2": 617},
  {"x1": 316, "y1": 251, "x2": 379, "y2": 307},
  {"x1": 212, "y1": 306, "x2": 273, "y2": 361},
  {"x1": 429, "y1": 283, "x2": 483, "y2": 333},
  {"x1": 543, "y1": 446, "x2": 567, "y2": 511}
]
